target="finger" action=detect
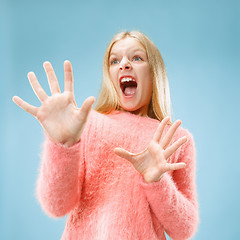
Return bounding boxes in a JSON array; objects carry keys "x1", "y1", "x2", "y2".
[
  {"x1": 114, "y1": 147, "x2": 134, "y2": 162},
  {"x1": 28, "y1": 72, "x2": 48, "y2": 102},
  {"x1": 12, "y1": 96, "x2": 38, "y2": 116},
  {"x1": 43, "y1": 61, "x2": 61, "y2": 95},
  {"x1": 153, "y1": 116, "x2": 170, "y2": 142},
  {"x1": 164, "y1": 136, "x2": 187, "y2": 159},
  {"x1": 78, "y1": 96, "x2": 95, "y2": 122},
  {"x1": 64, "y1": 60, "x2": 74, "y2": 92},
  {"x1": 160, "y1": 119, "x2": 182, "y2": 149},
  {"x1": 166, "y1": 162, "x2": 186, "y2": 171}
]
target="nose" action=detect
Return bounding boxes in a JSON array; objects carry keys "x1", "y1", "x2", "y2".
[{"x1": 120, "y1": 57, "x2": 131, "y2": 70}]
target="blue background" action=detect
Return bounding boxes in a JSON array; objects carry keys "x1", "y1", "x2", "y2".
[{"x1": 1, "y1": 0, "x2": 239, "y2": 239}]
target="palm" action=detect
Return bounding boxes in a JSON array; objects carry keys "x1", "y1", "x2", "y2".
[
  {"x1": 13, "y1": 61, "x2": 95, "y2": 147},
  {"x1": 37, "y1": 92, "x2": 82, "y2": 145},
  {"x1": 114, "y1": 117, "x2": 187, "y2": 183}
]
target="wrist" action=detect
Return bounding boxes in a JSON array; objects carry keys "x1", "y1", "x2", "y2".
[
  {"x1": 143, "y1": 172, "x2": 164, "y2": 184},
  {"x1": 60, "y1": 137, "x2": 81, "y2": 148},
  {"x1": 45, "y1": 132, "x2": 81, "y2": 148}
]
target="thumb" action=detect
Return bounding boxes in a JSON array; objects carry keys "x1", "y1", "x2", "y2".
[
  {"x1": 79, "y1": 96, "x2": 95, "y2": 121},
  {"x1": 114, "y1": 147, "x2": 134, "y2": 162}
]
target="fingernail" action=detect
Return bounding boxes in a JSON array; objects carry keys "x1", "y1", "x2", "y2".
[
  {"x1": 27, "y1": 72, "x2": 34, "y2": 78},
  {"x1": 43, "y1": 61, "x2": 50, "y2": 66}
]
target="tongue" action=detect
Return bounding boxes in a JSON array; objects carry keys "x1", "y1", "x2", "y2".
[{"x1": 124, "y1": 87, "x2": 136, "y2": 96}]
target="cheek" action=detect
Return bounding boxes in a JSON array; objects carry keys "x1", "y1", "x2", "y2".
[
  {"x1": 143, "y1": 72, "x2": 153, "y2": 101},
  {"x1": 142, "y1": 68, "x2": 153, "y2": 91},
  {"x1": 145, "y1": 80, "x2": 153, "y2": 100},
  {"x1": 109, "y1": 68, "x2": 117, "y2": 84}
]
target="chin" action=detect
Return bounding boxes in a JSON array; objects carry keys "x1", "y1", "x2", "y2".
[
  {"x1": 120, "y1": 104, "x2": 139, "y2": 112},
  {"x1": 120, "y1": 105, "x2": 147, "y2": 116}
]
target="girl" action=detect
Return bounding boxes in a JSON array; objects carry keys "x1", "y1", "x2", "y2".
[{"x1": 13, "y1": 31, "x2": 199, "y2": 240}]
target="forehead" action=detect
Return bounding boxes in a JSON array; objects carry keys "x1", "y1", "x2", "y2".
[{"x1": 110, "y1": 37, "x2": 146, "y2": 55}]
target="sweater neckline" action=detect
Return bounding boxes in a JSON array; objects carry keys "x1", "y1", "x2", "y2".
[{"x1": 109, "y1": 110, "x2": 159, "y2": 123}]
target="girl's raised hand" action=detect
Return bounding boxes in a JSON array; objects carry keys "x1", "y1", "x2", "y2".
[
  {"x1": 12, "y1": 61, "x2": 95, "y2": 147},
  {"x1": 114, "y1": 117, "x2": 187, "y2": 183}
]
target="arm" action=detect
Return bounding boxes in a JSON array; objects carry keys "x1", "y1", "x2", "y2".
[
  {"x1": 36, "y1": 138, "x2": 84, "y2": 217},
  {"x1": 12, "y1": 61, "x2": 95, "y2": 216},
  {"x1": 114, "y1": 117, "x2": 199, "y2": 239},
  {"x1": 140, "y1": 132, "x2": 199, "y2": 240}
]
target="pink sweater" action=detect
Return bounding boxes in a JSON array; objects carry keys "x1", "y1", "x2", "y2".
[{"x1": 36, "y1": 110, "x2": 199, "y2": 240}]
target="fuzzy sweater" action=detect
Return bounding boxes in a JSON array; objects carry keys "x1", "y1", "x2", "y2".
[{"x1": 36, "y1": 110, "x2": 199, "y2": 240}]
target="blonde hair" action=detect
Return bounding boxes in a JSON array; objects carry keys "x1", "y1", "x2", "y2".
[{"x1": 94, "y1": 30, "x2": 172, "y2": 122}]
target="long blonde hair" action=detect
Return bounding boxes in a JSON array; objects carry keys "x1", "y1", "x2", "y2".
[{"x1": 94, "y1": 31, "x2": 172, "y2": 122}]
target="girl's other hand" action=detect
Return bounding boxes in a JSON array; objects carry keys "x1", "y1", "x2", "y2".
[
  {"x1": 114, "y1": 117, "x2": 187, "y2": 183},
  {"x1": 12, "y1": 61, "x2": 95, "y2": 147}
]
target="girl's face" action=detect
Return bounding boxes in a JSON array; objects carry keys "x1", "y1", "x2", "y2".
[{"x1": 109, "y1": 37, "x2": 153, "y2": 116}]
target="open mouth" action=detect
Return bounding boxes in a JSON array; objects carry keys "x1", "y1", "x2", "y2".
[{"x1": 120, "y1": 77, "x2": 137, "y2": 96}]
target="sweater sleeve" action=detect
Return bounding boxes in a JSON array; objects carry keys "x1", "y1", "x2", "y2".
[
  {"x1": 36, "y1": 136, "x2": 85, "y2": 218},
  {"x1": 140, "y1": 130, "x2": 199, "y2": 240}
]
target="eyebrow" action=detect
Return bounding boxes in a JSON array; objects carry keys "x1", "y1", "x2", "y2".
[{"x1": 110, "y1": 48, "x2": 146, "y2": 56}]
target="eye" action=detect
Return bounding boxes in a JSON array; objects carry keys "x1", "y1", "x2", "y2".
[
  {"x1": 110, "y1": 58, "x2": 119, "y2": 65},
  {"x1": 133, "y1": 56, "x2": 142, "y2": 61}
]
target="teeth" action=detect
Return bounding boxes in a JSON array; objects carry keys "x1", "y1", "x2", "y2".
[{"x1": 120, "y1": 77, "x2": 135, "y2": 83}]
